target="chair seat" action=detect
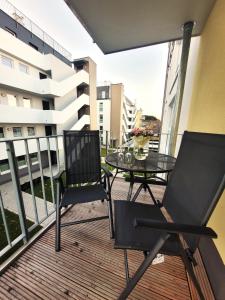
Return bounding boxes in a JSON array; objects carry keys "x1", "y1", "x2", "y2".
[
  {"x1": 61, "y1": 184, "x2": 107, "y2": 207},
  {"x1": 114, "y1": 200, "x2": 181, "y2": 255}
]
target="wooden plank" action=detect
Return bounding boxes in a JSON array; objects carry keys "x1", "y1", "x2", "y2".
[{"x1": 0, "y1": 179, "x2": 213, "y2": 300}]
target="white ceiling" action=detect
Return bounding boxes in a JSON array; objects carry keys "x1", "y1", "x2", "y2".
[{"x1": 65, "y1": 0, "x2": 215, "y2": 54}]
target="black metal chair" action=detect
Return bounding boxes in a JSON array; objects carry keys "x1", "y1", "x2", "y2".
[
  {"x1": 114, "y1": 131, "x2": 225, "y2": 300},
  {"x1": 55, "y1": 130, "x2": 114, "y2": 252}
]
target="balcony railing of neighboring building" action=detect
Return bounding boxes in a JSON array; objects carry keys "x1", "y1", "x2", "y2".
[{"x1": 0, "y1": 0, "x2": 72, "y2": 61}]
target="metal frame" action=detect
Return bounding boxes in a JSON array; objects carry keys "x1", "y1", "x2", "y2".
[{"x1": 118, "y1": 218, "x2": 217, "y2": 300}]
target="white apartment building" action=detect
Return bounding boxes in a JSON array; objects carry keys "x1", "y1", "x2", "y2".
[
  {"x1": 159, "y1": 37, "x2": 200, "y2": 156},
  {"x1": 0, "y1": 0, "x2": 97, "y2": 183},
  {"x1": 97, "y1": 83, "x2": 136, "y2": 146}
]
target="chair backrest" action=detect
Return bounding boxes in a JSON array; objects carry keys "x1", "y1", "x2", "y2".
[
  {"x1": 163, "y1": 131, "x2": 225, "y2": 252},
  {"x1": 63, "y1": 130, "x2": 101, "y2": 186}
]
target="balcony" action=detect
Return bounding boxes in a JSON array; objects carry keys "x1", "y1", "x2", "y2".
[
  {"x1": 0, "y1": 94, "x2": 89, "y2": 126},
  {"x1": 0, "y1": 133, "x2": 216, "y2": 300},
  {"x1": 0, "y1": 64, "x2": 89, "y2": 97}
]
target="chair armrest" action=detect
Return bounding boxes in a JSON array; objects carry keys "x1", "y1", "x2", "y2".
[
  {"x1": 134, "y1": 218, "x2": 217, "y2": 238},
  {"x1": 53, "y1": 170, "x2": 65, "y2": 195},
  {"x1": 101, "y1": 165, "x2": 113, "y2": 178}
]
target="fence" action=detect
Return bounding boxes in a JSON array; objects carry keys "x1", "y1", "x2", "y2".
[{"x1": 0, "y1": 135, "x2": 63, "y2": 260}]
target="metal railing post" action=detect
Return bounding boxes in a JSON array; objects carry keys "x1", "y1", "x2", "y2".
[
  {"x1": 106, "y1": 131, "x2": 109, "y2": 154},
  {"x1": 6, "y1": 141, "x2": 29, "y2": 243}
]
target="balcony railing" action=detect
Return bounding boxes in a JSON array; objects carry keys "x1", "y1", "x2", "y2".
[
  {"x1": 0, "y1": 135, "x2": 63, "y2": 261},
  {"x1": 0, "y1": 0, "x2": 72, "y2": 60}
]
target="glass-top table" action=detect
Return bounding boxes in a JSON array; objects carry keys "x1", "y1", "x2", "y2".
[{"x1": 105, "y1": 151, "x2": 176, "y2": 203}]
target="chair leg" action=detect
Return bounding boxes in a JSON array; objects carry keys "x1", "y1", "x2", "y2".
[
  {"x1": 118, "y1": 235, "x2": 169, "y2": 300},
  {"x1": 55, "y1": 181, "x2": 62, "y2": 252},
  {"x1": 107, "y1": 198, "x2": 114, "y2": 239},
  {"x1": 124, "y1": 250, "x2": 130, "y2": 283},
  {"x1": 55, "y1": 204, "x2": 61, "y2": 252},
  {"x1": 180, "y1": 249, "x2": 205, "y2": 300}
]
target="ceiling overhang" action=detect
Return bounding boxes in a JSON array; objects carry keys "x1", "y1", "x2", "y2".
[{"x1": 65, "y1": 0, "x2": 215, "y2": 54}]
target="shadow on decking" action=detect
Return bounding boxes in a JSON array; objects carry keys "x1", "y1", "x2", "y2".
[{"x1": 0, "y1": 179, "x2": 213, "y2": 300}]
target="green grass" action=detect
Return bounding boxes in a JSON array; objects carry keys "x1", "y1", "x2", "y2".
[
  {"x1": 0, "y1": 209, "x2": 41, "y2": 263},
  {"x1": 24, "y1": 177, "x2": 57, "y2": 203},
  {"x1": 101, "y1": 147, "x2": 107, "y2": 157}
]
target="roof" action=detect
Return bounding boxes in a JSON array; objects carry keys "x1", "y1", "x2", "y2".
[{"x1": 65, "y1": 0, "x2": 215, "y2": 54}]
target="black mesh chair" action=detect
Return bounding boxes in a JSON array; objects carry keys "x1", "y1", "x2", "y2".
[
  {"x1": 55, "y1": 130, "x2": 114, "y2": 252},
  {"x1": 114, "y1": 131, "x2": 225, "y2": 300}
]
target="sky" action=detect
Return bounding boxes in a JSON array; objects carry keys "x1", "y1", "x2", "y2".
[{"x1": 8, "y1": 0, "x2": 168, "y2": 119}]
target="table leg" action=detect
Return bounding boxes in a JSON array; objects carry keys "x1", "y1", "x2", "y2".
[
  {"x1": 110, "y1": 168, "x2": 119, "y2": 190},
  {"x1": 127, "y1": 171, "x2": 134, "y2": 201}
]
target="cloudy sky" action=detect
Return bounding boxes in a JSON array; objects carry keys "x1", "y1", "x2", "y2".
[{"x1": 8, "y1": 0, "x2": 168, "y2": 119}]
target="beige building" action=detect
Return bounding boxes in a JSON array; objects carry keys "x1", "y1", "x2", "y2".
[{"x1": 97, "y1": 83, "x2": 136, "y2": 146}]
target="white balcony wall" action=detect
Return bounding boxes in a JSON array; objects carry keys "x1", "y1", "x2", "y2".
[
  {"x1": 0, "y1": 137, "x2": 58, "y2": 161},
  {"x1": 71, "y1": 115, "x2": 90, "y2": 130},
  {"x1": 0, "y1": 28, "x2": 74, "y2": 79},
  {"x1": 0, "y1": 64, "x2": 89, "y2": 97},
  {"x1": 0, "y1": 94, "x2": 89, "y2": 125}
]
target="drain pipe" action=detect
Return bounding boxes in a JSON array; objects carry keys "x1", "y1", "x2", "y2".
[{"x1": 170, "y1": 21, "x2": 194, "y2": 155}]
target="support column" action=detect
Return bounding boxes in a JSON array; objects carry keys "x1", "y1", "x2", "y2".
[{"x1": 170, "y1": 21, "x2": 194, "y2": 155}]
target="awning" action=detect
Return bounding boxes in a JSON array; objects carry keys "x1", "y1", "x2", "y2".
[{"x1": 65, "y1": 0, "x2": 215, "y2": 54}]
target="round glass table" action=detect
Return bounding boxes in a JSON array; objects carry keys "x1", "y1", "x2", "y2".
[{"x1": 105, "y1": 151, "x2": 176, "y2": 203}]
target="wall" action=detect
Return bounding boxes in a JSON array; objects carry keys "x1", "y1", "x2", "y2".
[
  {"x1": 187, "y1": 0, "x2": 225, "y2": 263},
  {"x1": 111, "y1": 84, "x2": 124, "y2": 145},
  {"x1": 87, "y1": 57, "x2": 97, "y2": 130}
]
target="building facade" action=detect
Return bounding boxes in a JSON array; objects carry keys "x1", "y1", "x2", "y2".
[
  {"x1": 97, "y1": 83, "x2": 136, "y2": 146},
  {"x1": 0, "y1": 0, "x2": 97, "y2": 183},
  {"x1": 159, "y1": 38, "x2": 200, "y2": 156}
]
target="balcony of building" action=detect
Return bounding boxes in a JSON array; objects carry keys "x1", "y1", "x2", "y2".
[
  {"x1": 0, "y1": 63, "x2": 89, "y2": 97},
  {"x1": 0, "y1": 132, "x2": 215, "y2": 300},
  {"x1": 0, "y1": 0, "x2": 225, "y2": 299}
]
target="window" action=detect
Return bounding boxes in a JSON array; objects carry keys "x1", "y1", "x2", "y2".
[
  {"x1": 129, "y1": 110, "x2": 132, "y2": 114},
  {"x1": 128, "y1": 117, "x2": 132, "y2": 122},
  {"x1": 17, "y1": 155, "x2": 26, "y2": 167},
  {"x1": 8, "y1": 94, "x2": 17, "y2": 106},
  {"x1": 27, "y1": 127, "x2": 35, "y2": 136},
  {"x1": 39, "y1": 72, "x2": 47, "y2": 79},
  {"x1": 128, "y1": 125, "x2": 131, "y2": 129},
  {"x1": 101, "y1": 91, "x2": 106, "y2": 99},
  {"x1": 30, "y1": 153, "x2": 38, "y2": 164},
  {"x1": 29, "y1": 42, "x2": 38, "y2": 51},
  {"x1": 13, "y1": 127, "x2": 22, "y2": 137},
  {"x1": 100, "y1": 126, "x2": 103, "y2": 130},
  {"x1": 4, "y1": 27, "x2": 17, "y2": 37},
  {"x1": 99, "y1": 114, "x2": 103, "y2": 123},
  {"x1": 0, "y1": 127, "x2": 4, "y2": 138},
  {"x1": 19, "y1": 63, "x2": 29, "y2": 74},
  {"x1": 0, "y1": 160, "x2": 9, "y2": 173},
  {"x1": 99, "y1": 102, "x2": 103, "y2": 112},
  {"x1": 23, "y1": 98, "x2": 31, "y2": 108},
  {"x1": 1, "y1": 55, "x2": 13, "y2": 68}
]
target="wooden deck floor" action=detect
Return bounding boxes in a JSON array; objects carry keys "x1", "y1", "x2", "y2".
[{"x1": 0, "y1": 179, "x2": 213, "y2": 300}]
